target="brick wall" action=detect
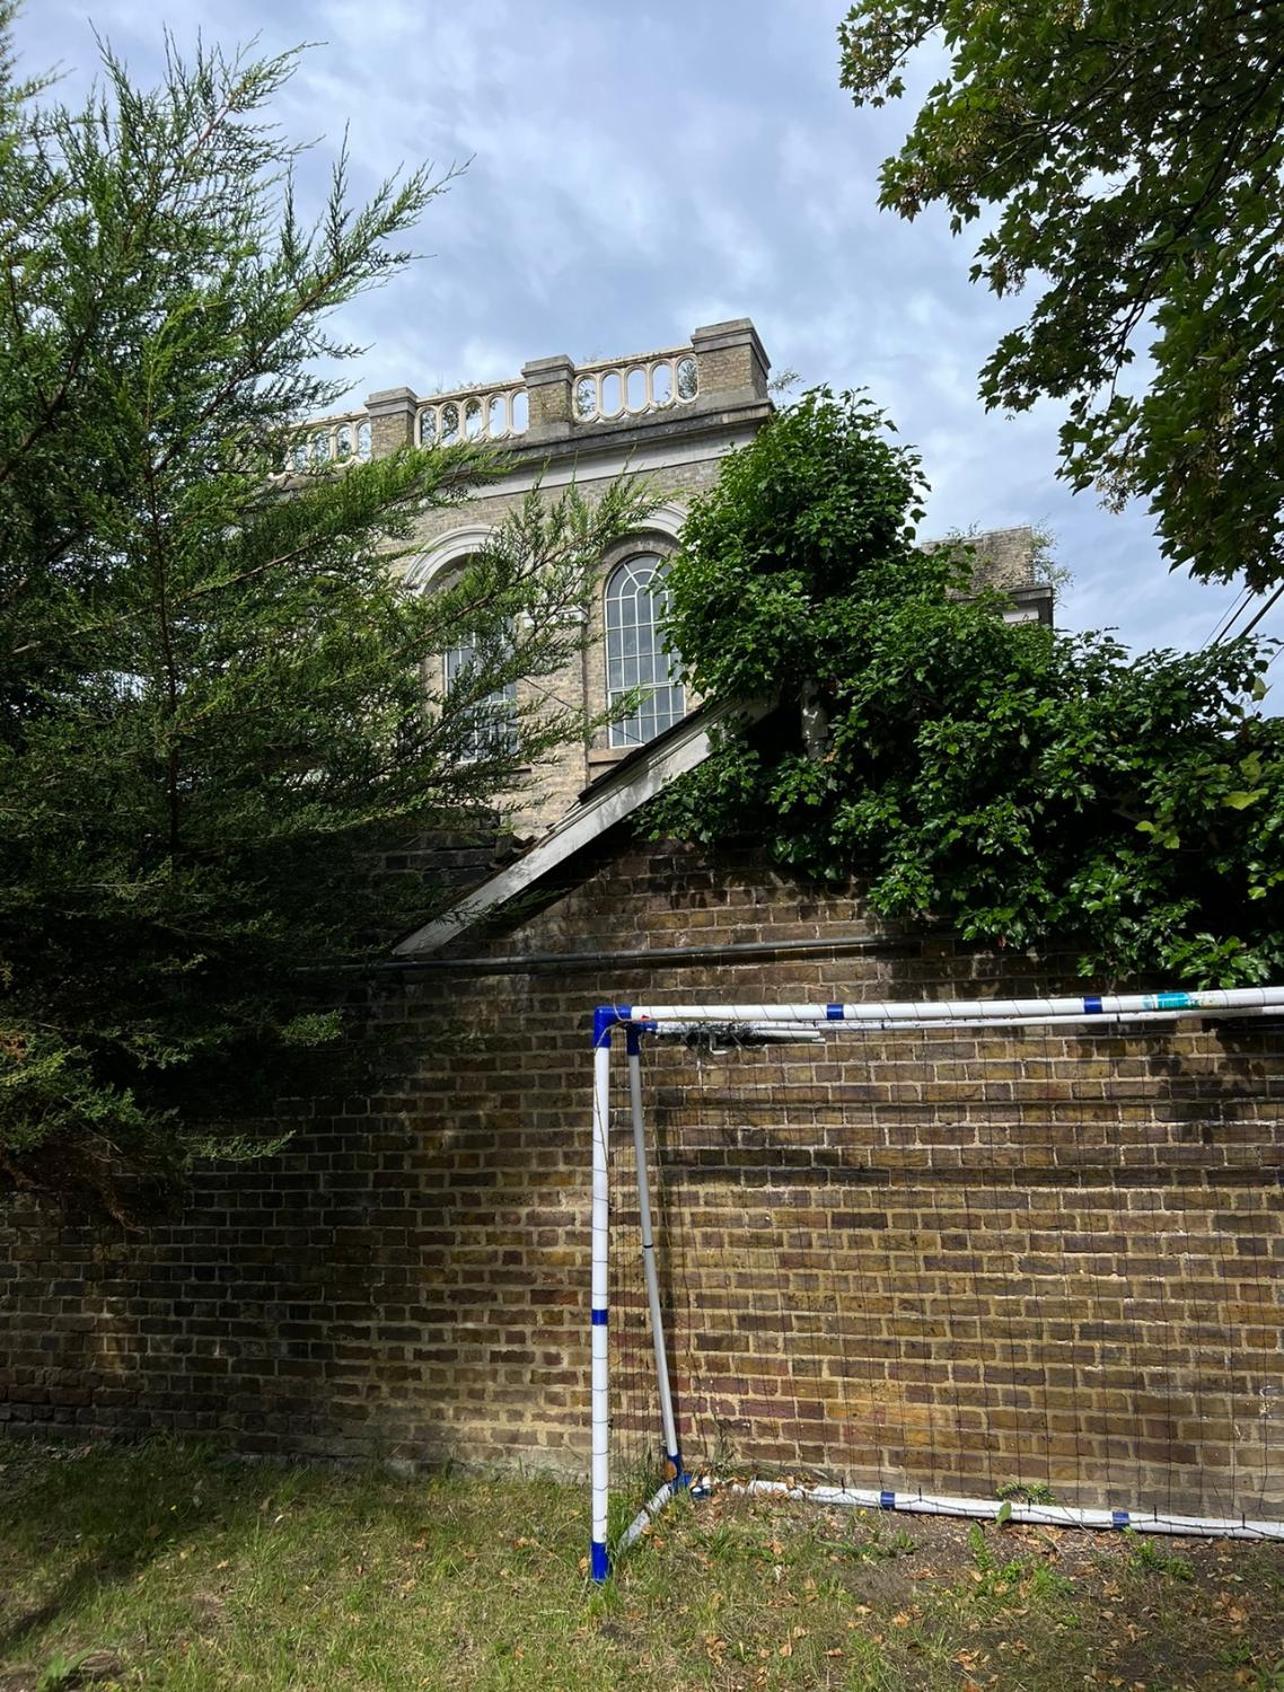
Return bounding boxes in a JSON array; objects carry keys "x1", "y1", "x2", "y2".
[{"x1": 2, "y1": 836, "x2": 1280, "y2": 1522}]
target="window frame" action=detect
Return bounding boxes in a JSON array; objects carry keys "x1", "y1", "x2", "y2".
[{"x1": 604, "y1": 551, "x2": 685, "y2": 749}]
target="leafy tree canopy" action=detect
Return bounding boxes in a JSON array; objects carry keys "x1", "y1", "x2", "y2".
[
  {"x1": 0, "y1": 19, "x2": 649, "y2": 1211},
  {"x1": 653, "y1": 391, "x2": 1284, "y2": 984},
  {"x1": 838, "y1": 1, "x2": 1284, "y2": 591}
]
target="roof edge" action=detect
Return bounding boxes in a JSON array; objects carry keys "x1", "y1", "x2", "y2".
[{"x1": 393, "y1": 698, "x2": 768, "y2": 957}]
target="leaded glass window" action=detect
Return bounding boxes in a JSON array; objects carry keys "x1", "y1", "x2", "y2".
[{"x1": 605, "y1": 554, "x2": 685, "y2": 748}]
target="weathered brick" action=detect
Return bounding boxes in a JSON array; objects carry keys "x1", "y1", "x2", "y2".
[{"x1": 1, "y1": 839, "x2": 1280, "y2": 1524}]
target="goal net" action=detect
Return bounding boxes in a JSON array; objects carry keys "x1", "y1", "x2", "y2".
[{"x1": 588, "y1": 990, "x2": 1284, "y2": 1581}]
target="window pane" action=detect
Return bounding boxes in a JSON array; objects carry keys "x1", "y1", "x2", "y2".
[
  {"x1": 443, "y1": 626, "x2": 517, "y2": 760},
  {"x1": 604, "y1": 553, "x2": 685, "y2": 748}
]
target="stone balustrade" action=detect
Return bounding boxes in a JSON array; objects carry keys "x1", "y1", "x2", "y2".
[
  {"x1": 287, "y1": 409, "x2": 373, "y2": 470},
  {"x1": 416, "y1": 383, "x2": 529, "y2": 447},
  {"x1": 289, "y1": 320, "x2": 768, "y2": 466},
  {"x1": 571, "y1": 348, "x2": 699, "y2": 423}
]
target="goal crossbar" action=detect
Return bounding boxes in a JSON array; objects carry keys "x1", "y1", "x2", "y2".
[
  {"x1": 614, "y1": 984, "x2": 1284, "y2": 1031},
  {"x1": 587, "y1": 986, "x2": 1284, "y2": 1581}
]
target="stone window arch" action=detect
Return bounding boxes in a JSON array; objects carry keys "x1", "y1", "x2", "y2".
[
  {"x1": 604, "y1": 552, "x2": 685, "y2": 747},
  {"x1": 403, "y1": 525, "x2": 497, "y2": 593}
]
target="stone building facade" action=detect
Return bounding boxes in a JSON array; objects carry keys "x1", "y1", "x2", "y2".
[
  {"x1": 299, "y1": 318, "x2": 1050, "y2": 833},
  {"x1": 319, "y1": 320, "x2": 776, "y2": 831}
]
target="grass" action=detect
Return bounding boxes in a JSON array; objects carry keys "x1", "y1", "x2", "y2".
[{"x1": 0, "y1": 1440, "x2": 1281, "y2": 1690}]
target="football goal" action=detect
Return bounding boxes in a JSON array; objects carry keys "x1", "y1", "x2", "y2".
[{"x1": 588, "y1": 988, "x2": 1284, "y2": 1582}]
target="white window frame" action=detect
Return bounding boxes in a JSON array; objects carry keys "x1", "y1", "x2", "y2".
[{"x1": 605, "y1": 553, "x2": 685, "y2": 748}]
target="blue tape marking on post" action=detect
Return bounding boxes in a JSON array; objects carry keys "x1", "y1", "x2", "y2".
[
  {"x1": 593, "y1": 1005, "x2": 628, "y2": 1046},
  {"x1": 1083, "y1": 995, "x2": 1103, "y2": 1013},
  {"x1": 879, "y1": 1490, "x2": 896, "y2": 1509},
  {"x1": 591, "y1": 1308, "x2": 608, "y2": 1326},
  {"x1": 1111, "y1": 1509, "x2": 1131, "y2": 1529},
  {"x1": 826, "y1": 1003, "x2": 845, "y2": 1021},
  {"x1": 626, "y1": 1025, "x2": 642, "y2": 1057},
  {"x1": 1154, "y1": 991, "x2": 1192, "y2": 1010},
  {"x1": 590, "y1": 1540, "x2": 610, "y2": 1582}
]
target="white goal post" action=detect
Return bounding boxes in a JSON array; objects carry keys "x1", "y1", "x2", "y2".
[{"x1": 588, "y1": 987, "x2": 1284, "y2": 1582}]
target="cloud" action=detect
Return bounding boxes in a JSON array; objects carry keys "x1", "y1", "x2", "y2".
[{"x1": 11, "y1": 0, "x2": 1263, "y2": 662}]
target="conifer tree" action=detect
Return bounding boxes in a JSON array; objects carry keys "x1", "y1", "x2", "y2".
[{"x1": 0, "y1": 18, "x2": 647, "y2": 1210}]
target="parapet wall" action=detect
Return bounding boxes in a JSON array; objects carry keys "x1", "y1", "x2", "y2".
[{"x1": 295, "y1": 318, "x2": 771, "y2": 468}]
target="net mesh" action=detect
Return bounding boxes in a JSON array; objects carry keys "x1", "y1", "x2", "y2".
[{"x1": 605, "y1": 1012, "x2": 1284, "y2": 1548}]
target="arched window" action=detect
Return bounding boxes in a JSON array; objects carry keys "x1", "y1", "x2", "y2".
[
  {"x1": 605, "y1": 553, "x2": 685, "y2": 747},
  {"x1": 440, "y1": 561, "x2": 518, "y2": 758}
]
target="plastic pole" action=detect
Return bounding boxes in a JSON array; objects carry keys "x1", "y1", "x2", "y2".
[
  {"x1": 623, "y1": 985, "x2": 1284, "y2": 1028},
  {"x1": 627, "y1": 1028, "x2": 682, "y2": 1479},
  {"x1": 589, "y1": 1017, "x2": 612, "y2": 1583},
  {"x1": 734, "y1": 1479, "x2": 1284, "y2": 1541}
]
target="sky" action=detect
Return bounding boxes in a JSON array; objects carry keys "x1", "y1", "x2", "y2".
[{"x1": 11, "y1": 0, "x2": 1264, "y2": 660}]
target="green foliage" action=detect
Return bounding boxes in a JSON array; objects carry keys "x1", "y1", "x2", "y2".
[
  {"x1": 654, "y1": 392, "x2": 1284, "y2": 983},
  {"x1": 35, "y1": 1650, "x2": 102, "y2": 1692},
  {"x1": 843, "y1": 1519, "x2": 916, "y2": 1562},
  {"x1": 996, "y1": 1480, "x2": 1056, "y2": 1506},
  {"x1": 0, "y1": 21, "x2": 650, "y2": 1210},
  {"x1": 1127, "y1": 1534, "x2": 1195, "y2": 1581},
  {"x1": 838, "y1": 0, "x2": 1284, "y2": 590},
  {"x1": 966, "y1": 1521, "x2": 1074, "y2": 1608}
]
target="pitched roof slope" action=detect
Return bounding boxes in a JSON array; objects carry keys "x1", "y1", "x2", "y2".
[{"x1": 394, "y1": 699, "x2": 764, "y2": 956}]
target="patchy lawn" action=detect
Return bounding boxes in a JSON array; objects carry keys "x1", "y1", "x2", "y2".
[{"x1": 0, "y1": 1441, "x2": 1281, "y2": 1690}]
